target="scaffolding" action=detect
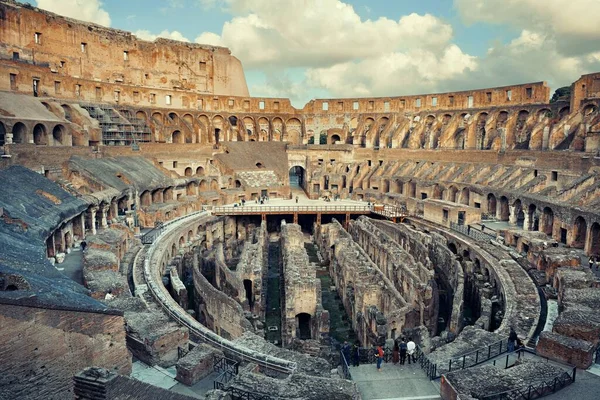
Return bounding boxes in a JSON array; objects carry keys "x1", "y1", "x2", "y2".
[{"x1": 80, "y1": 103, "x2": 152, "y2": 147}]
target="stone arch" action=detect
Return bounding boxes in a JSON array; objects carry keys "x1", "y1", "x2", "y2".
[
  {"x1": 541, "y1": 207, "x2": 554, "y2": 235},
  {"x1": 168, "y1": 111, "x2": 179, "y2": 122},
  {"x1": 286, "y1": 118, "x2": 302, "y2": 144},
  {"x1": 210, "y1": 179, "x2": 219, "y2": 190},
  {"x1": 163, "y1": 187, "x2": 174, "y2": 201},
  {"x1": 589, "y1": 222, "x2": 600, "y2": 256},
  {"x1": 583, "y1": 103, "x2": 597, "y2": 117},
  {"x1": 140, "y1": 190, "x2": 151, "y2": 207},
  {"x1": 61, "y1": 104, "x2": 73, "y2": 121},
  {"x1": 198, "y1": 114, "x2": 210, "y2": 143},
  {"x1": 572, "y1": 216, "x2": 587, "y2": 249},
  {"x1": 527, "y1": 204, "x2": 539, "y2": 231},
  {"x1": 499, "y1": 196, "x2": 509, "y2": 221},
  {"x1": 537, "y1": 108, "x2": 552, "y2": 122},
  {"x1": 476, "y1": 112, "x2": 488, "y2": 149},
  {"x1": 172, "y1": 243, "x2": 177, "y2": 256},
  {"x1": 0, "y1": 121, "x2": 5, "y2": 146},
  {"x1": 196, "y1": 166, "x2": 205, "y2": 176},
  {"x1": 235, "y1": 179, "x2": 242, "y2": 188},
  {"x1": 187, "y1": 230, "x2": 194, "y2": 243},
  {"x1": 330, "y1": 134, "x2": 341, "y2": 144},
  {"x1": 183, "y1": 113, "x2": 194, "y2": 126},
  {"x1": 496, "y1": 111, "x2": 508, "y2": 129},
  {"x1": 448, "y1": 242, "x2": 458, "y2": 254},
  {"x1": 199, "y1": 180, "x2": 208, "y2": 191},
  {"x1": 448, "y1": 186, "x2": 458, "y2": 203},
  {"x1": 33, "y1": 123, "x2": 48, "y2": 145},
  {"x1": 459, "y1": 187, "x2": 470, "y2": 205},
  {"x1": 558, "y1": 107, "x2": 570, "y2": 120},
  {"x1": 172, "y1": 130, "x2": 183, "y2": 144},
  {"x1": 512, "y1": 199, "x2": 524, "y2": 227},
  {"x1": 152, "y1": 112, "x2": 164, "y2": 125},
  {"x1": 136, "y1": 110, "x2": 147, "y2": 120},
  {"x1": 52, "y1": 124, "x2": 65, "y2": 145},
  {"x1": 213, "y1": 115, "x2": 224, "y2": 143},
  {"x1": 184, "y1": 167, "x2": 192, "y2": 177},
  {"x1": 258, "y1": 117, "x2": 269, "y2": 141},
  {"x1": 289, "y1": 166, "x2": 306, "y2": 190},
  {"x1": 487, "y1": 193, "x2": 497, "y2": 217}
]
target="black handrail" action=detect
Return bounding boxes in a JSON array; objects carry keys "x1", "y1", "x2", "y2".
[
  {"x1": 340, "y1": 350, "x2": 352, "y2": 380},
  {"x1": 478, "y1": 367, "x2": 576, "y2": 400}
]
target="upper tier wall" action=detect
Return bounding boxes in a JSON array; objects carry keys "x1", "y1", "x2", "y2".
[{"x1": 0, "y1": 0, "x2": 248, "y2": 97}]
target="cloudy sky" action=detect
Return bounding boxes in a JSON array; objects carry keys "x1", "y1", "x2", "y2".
[{"x1": 36, "y1": 0, "x2": 600, "y2": 107}]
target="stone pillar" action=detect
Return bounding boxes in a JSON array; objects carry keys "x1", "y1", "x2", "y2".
[
  {"x1": 523, "y1": 212, "x2": 531, "y2": 231},
  {"x1": 54, "y1": 229, "x2": 65, "y2": 253},
  {"x1": 5, "y1": 133, "x2": 13, "y2": 144},
  {"x1": 73, "y1": 213, "x2": 85, "y2": 239},
  {"x1": 87, "y1": 207, "x2": 98, "y2": 235},
  {"x1": 542, "y1": 126, "x2": 550, "y2": 150},
  {"x1": 46, "y1": 234, "x2": 56, "y2": 258},
  {"x1": 508, "y1": 205, "x2": 517, "y2": 225},
  {"x1": 100, "y1": 205, "x2": 109, "y2": 229},
  {"x1": 500, "y1": 128, "x2": 507, "y2": 152},
  {"x1": 496, "y1": 202, "x2": 502, "y2": 220}
]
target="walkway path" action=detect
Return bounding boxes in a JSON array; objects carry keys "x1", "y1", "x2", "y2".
[
  {"x1": 55, "y1": 245, "x2": 84, "y2": 285},
  {"x1": 350, "y1": 362, "x2": 440, "y2": 400}
]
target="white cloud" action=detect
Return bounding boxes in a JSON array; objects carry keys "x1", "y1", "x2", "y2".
[
  {"x1": 454, "y1": 0, "x2": 600, "y2": 56},
  {"x1": 35, "y1": 0, "x2": 111, "y2": 27},
  {"x1": 134, "y1": 30, "x2": 190, "y2": 42},
  {"x1": 194, "y1": 32, "x2": 224, "y2": 46},
  {"x1": 196, "y1": 0, "x2": 454, "y2": 68}
]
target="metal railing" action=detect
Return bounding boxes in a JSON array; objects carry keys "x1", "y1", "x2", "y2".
[
  {"x1": 141, "y1": 222, "x2": 164, "y2": 244},
  {"x1": 478, "y1": 349, "x2": 576, "y2": 400},
  {"x1": 212, "y1": 205, "x2": 371, "y2": 214},
  {"x1": 417, "y1": 338, "x2": 509, "y2": 380},
  {"x1": 450, "y1": 222, "x2": 496, "y2": 243},
  {"x1": 216, "y1": 387, "x2": 273, "y2": 400},
  {"x1": 213, "y1": 355, "x2": 239, "y2": 390},
  {"x1": 340, "y1": 350, "x2": 352, "y2": 380},
  {"x1": 141, "y1": 211, "x2": 298, "y2": 375}
]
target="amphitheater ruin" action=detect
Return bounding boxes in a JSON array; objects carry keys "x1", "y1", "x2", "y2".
[{"x1": 1, "y1": 1, "x2": 600, "y2": 399}]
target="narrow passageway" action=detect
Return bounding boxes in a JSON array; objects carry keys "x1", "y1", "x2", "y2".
[{"x1": 265, "y1": 235, "x2": 282, "y2": 344}]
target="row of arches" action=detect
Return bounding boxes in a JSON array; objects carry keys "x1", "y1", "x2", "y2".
[{"x1": 0, "y1": 121, "x2": 67, "y2": 145}]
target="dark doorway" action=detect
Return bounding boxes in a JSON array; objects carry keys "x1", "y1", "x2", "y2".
[
  {"x1": 289, "y1": 166, "x2": 305, "y2": 190},
  {"x1": 296, "y1": 313, "x2": 311, "y2": 339},
  {"x1": 243, "y1": 279, "x2": 254, "y2": 309}
]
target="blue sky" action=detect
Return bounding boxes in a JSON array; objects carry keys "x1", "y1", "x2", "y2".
[{"x1": 36, "y1": 0, "x2": 600, "y2": 107}]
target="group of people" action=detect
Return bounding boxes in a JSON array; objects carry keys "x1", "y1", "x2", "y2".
[{"x1": 341, "y1": 337, "x2": 418, "y2": 372}]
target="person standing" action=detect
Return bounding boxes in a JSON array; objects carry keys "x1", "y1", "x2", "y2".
[
  {"x1": 406, "y1": 338, "x2": 416, "y2": 364},
  {"x1": 508, "y1": 327, "x2": 518, "y2": 352},
  {"x1": 392, "y1": 341, "x2": 400, "y2": 365},
  {"x1": 375, "y1": 345, "x2": 385, "y2": 372},
  {"x1": 295, "y1": 195, "x2": 299, "y2": 204},
  {"x1": 399, "y1": 338, "x2": 407, "y2": 365},
  {"x1": 589, "y1": 256, "x2": 594, "y2": 270},
  {"x1": 352, "y1": 341, "x2": 360, "y2": 367},
  {"x1": 80, "y1": 240, "x2": 87, "y2": 252},
  {"x1": 342, "y1": 341, "x2": 351, "y2": 365}
]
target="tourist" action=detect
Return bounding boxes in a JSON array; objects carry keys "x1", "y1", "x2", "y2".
[
  {"x1": 352, "y1": 341, "x2": 360, "y2": 367},
  {"x1": 392, "y1": 340, "x2": 399, "y2": 364},
  {"x1": 399, "y1": 338, "x2": 407, "y2": 365},
  {"x1": 589, "y1": 256, "x2": 594, "y2": 269},
  {"x1": 406, "y1": 338, "x2": 416, "y2": 364},
  {"x1": 296, "y1": 195, "x2": 299, "y2": 203},
  {"x1": 375, "y1": 344, "x2": 385, "y2": 371},
  {"x1": 241, "y1": 199, "x2": 245, "y2": 206},
  {"x1": 342, "y1": 341, "x2": 351, "y2": 364},
  {"x1": 80, "y1": 240, "x2": 87, "y2": 252},
  {"x1": 508, "y1": 327, "x2": 518, "y2": 352}
]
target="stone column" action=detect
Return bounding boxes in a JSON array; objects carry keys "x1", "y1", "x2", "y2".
[
  {"x1": 73, "y1": 213, "x2": 85, "y2": 239},
  {"x1": 46, "y1": 234, "x2": 56, "y2": 258},
  {"x1": 508, "y1": 205, "x2": 517, "y2": 225},
  {"x1": 100, "y1": 204, "x2": 109, "y2": 229},
  {"x1": 87, "y1": 207, "x2": 98, "y2": 235},
  {"x1": 523, "y1": 212, "x2": 531, "y2": 231}
]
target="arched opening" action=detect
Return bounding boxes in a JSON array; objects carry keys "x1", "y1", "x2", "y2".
[
  {"x1": 199, "y1": 180, "x2": 208, "y2": 191},
  {"x1": 171, "y1": 243, "x2": 177, "y2": 256},
  {"x1": 210, "y1": 179, "x2": 219, "y2": 190},
  {"x1": 330, "y1": 134, "x2": 341, "y2": 144},
  {"x1": 448, "y1": 186, "x2": 458, "y2": 203},
  {"x1": 408, "y1": 182, "x2": 416, "y2": 198},
  {"x1": 163, "y1": 187, "x2": 174, "y2": 201},
  {"x1": 172, "y1": 130, "x2": 183, "y2": 144},
  {"x1": 513, "y1": 199, "x2": 524, "y2": 227},
  {"x1": 196, "y1": 166, "x2": 205, "y2": 176},
  {"x1": 0, "y1": 121, "x2": 6, "y2": 146},
  {"x1": 499, "y1": 196, "x2": 509, "y2": 221},
  {"x1": 214, "y1": 128, "x2": 220, "y2": 144},
  {"x1": 541, "y1": 207, "x2": 554, "y2": 235},
  {"x1": 296, "y1": 313, "x2": 311, "y2": 340},
  {"x1": 64, "y1": 231, "x2": 73, "y2": 249},
  {"x1": 140, "y1": 191, "x2": 151, "y2": 207},
  {"x1": 572, "y1": 216, "x2": 587, "y2": 249},
  {"x1": 448, "y1": 243, "x2": 458, "y2": 254},
  {"x1": 459, "y1": 187, "x2": 470, "y2": 205},
  {"x1": 590, "y1": 223, "x2": 600, "y2": 256},
  {"x1": 33, "y1": 124, "x2": 47, "y2": 145},
  {"x1": 528, "y1": 204, "x2": 538, "y2": 231},
  {"x1": 243, "y1": 279, "x2": 254, "y2": 308},
  {"x1": 487, "y1": 194, "x2": 497, "y2": 217},
  {"x1": 289, "y1": 166, "x2": 306, "y2": 191},
  {"x1": 235, "y1": 180, "x2": 242, "y2": 188},
  {"x1": 256, "y1": 162, "x2": 264, "y2": 168},
  {"x1": 52, "y1": 124, "x2": 65, "y2": 145},
  {"x1": 184, "y1": 167, "x2": 192, "y2": 177},
  {"x1": 393, "y1": 180, "x2": 403, "y2": 194},
  {"x1": 12, "y1": 122, "x2": 26, "y2": 144}
]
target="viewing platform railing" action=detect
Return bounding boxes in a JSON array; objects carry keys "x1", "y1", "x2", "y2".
[{"x1": 212, "y1": 204, "x2": 371, "y2": 215}]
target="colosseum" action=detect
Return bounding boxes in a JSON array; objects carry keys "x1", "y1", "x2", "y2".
[{"x1": 1, "y1": 1, "x2": 600, "y2": 399}]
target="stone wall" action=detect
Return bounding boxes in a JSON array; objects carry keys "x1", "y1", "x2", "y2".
[
  {"x1": 350, "y1": 217, "x2": 437, "y2": 334},
  {"x1": 236, "y1": 220, "x2": 268, "y2": 319},
  {"x1": 280, "y1": 222, "x2": 329, "y2": 346},
  {"x1": 0, "y1": 303, "x2": 131, "y2": 400},
  {"x1": 317, "y1": 219, "x2": 409, "y2": 346}
]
